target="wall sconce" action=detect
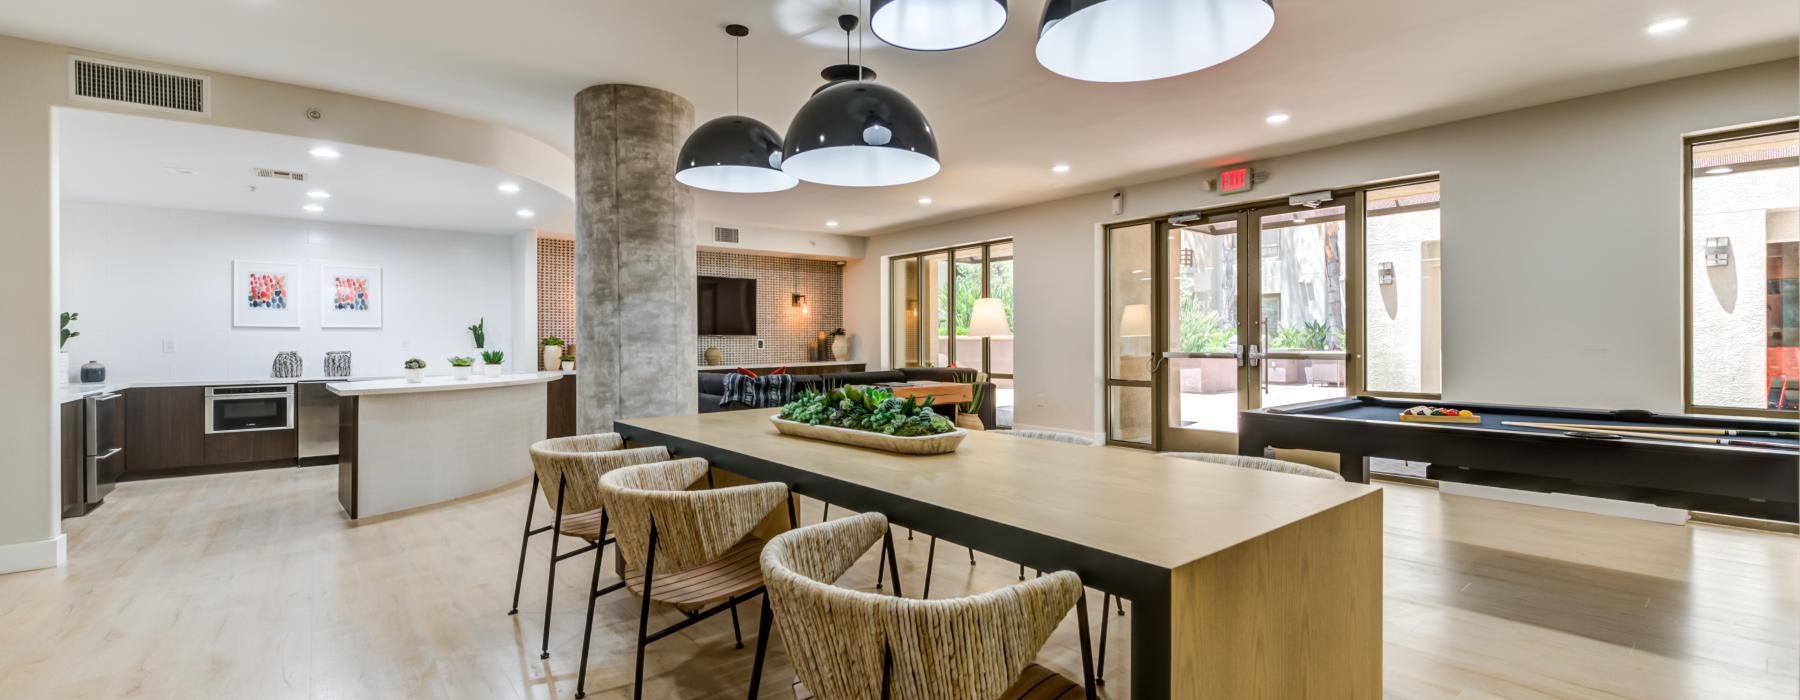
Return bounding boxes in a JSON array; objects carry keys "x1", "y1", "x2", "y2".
[
  {"x1": 1704, "y1": 237, "x2": 1732, "y2": 267},
  {"x1": 792, "y1": 292, "x2": 809, "y2": 316},
  {"x1": 1377, "y1": 262, "x2": 1395, "y2": 286}
]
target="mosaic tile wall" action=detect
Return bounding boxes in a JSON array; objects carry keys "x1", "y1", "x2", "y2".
[
  {"x1": 536, "y1": 236, "x2": 576, "y2": 369},
  {"x1": 697, "y1": 251, "x2": 844, "y2": 366}
]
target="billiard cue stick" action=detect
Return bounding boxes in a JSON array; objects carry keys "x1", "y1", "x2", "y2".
[
  {"x1": 1500, "y1": 420, "x2": 1798, "y2": 439},
  {"x1": 1502, "y1": 421, "x2": 1796, "y2": 449}
]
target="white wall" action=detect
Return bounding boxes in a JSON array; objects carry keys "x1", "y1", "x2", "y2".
[
  {"x1": 60, "y1": 201, "x2": 522, "y2": 380},
  {"x1": 697, "y1": 219, "x2": 867, "y2": 260},
  {"x1": 847, "y1": 59, "x2": 1800, "y2": 434}
]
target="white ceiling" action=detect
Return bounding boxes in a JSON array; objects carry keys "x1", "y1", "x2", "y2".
[
  {"x1": 57, "y1": 109, "x2": 572, "y2": 234},
  {"x1": 6, "y1": 1, "x2": 1796, "y2": 235}
]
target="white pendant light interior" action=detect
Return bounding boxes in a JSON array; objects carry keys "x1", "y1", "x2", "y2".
[
  {"x1": 674, "y1": 165, "x2": 798, "y2": 194},
  {"x1": 1037, "y1": 0, "x2": 1275, "y2": 83},
  {"x1": 872, "y1": 0, "x2": 1008, "y2": 51},
  {"x1": 780, "y1": 146, "x2": 941, "y2": 188}
]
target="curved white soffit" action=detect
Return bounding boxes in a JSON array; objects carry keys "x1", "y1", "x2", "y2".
[
  {"x1": 1037, "y1": 0, "x2": 1275, "y2": 83},
  {"x1": 676, "y1": 164, "x2": 801, "y2": 193},
  {"x1": 782, "y1": 146, "x2": 941, "y2": 188}
]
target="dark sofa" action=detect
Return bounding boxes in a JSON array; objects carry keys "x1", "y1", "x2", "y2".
[{"x1": 698, "y1": 367, "x2": 998, "y2": 429}]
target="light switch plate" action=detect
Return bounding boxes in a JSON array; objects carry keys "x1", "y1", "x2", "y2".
[
  {"x1": 161, "y1": 339, "x2": 176, "y2": 353},
  {"x1": 755, "y1": 338, "x2": 765, "y2": 350}
]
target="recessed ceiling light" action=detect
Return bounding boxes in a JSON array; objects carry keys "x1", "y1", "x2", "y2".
[
  {"x1": 515, "y1": 209, "x2": 536, "y2": 218},
  {"x1": 918, "y1": 196, "x2": 933, "y2": 205},
  {"x1": 1131, "y1": 269, "x2": 1146, "y2": 274},
  {"x1": 1051, "y1": 163, "x2": 1071, "y2": 174},
  {"x1": 303, "y1": 204, "x2": 324, "y2": 213},
  {"x1": 825, "y1": 220, "x2": 840, "y2": 228},
  {"x1": 1266, "y1": 113, "x2": 1291, "y2": 125},
  {"x1": 1294, "y1": 217, "x2": 1307, "y2": 224},
  {"x1": 1705, "y1": 166, "x2": 1733, "y2": 175},
  {"x1": 497, "y1": 182, "x2": 521, "y2": 194},
  {"x1": 162, "y1": 167, "x2": 195, "y2": 176},
  {"x1": 308, "y1": 147, "x2": 341, "y2": 159},
  {"x1": 306, "y1": 190, "x2": 331, "y2": 199},
  {"x1": 1646, "y1": 17, "x2": 1689, "y2": 35},
  {"x1": 1138, "y1": 277, "x2": 1152, "y2": 281}
]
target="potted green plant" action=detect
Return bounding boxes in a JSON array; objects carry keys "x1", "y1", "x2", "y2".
[
  {"x1": 951, "y1": 371, "x2": 987, "y2": 431},
  {"x1": 560, "y1": 353, "x2": 576, "y2": 371},
  {"x1": 448, "y1": 356, "x2": 475, "y2": 380},
  {"x1": 404, "y1": 358, "x2": 427, "y2": 383},
  {"x1": 57, "y1": 311, "x2": 79, "y2": 383},
  {"x1": 540, "y1": 336, "x2": 565, "y2": 372},
  {"x1": 481, "y1": 349, "x2": 505, "y2": 377},
  {"x1": 467, "y1": 317, "x2": 486, "y2": 353}
]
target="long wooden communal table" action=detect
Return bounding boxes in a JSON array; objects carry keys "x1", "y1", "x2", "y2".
[{"x1": 616, "y1": 409, "x2": 1383, "y2": 699}]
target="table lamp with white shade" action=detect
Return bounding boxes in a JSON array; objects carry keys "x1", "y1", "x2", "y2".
[{"x1": 967, "y1": 297, "x2": 1011, "y2": 337}]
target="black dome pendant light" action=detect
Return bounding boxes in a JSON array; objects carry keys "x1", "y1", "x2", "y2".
[
  {"x1": 782, "y1": 12, "x2": 940, "y2": 188},
  {"x1": 1037, "y1": 0, "x2": 1276, "y2": 83},
  {"x1": 674, "y1": 24, "x2": 799, "y2": 193},
  {"x1": 870, "y1": 0, "x2": 1007, "y2": 51}
]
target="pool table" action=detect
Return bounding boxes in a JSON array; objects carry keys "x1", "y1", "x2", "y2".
[{"x1": 1239, "y1": 396, "x2": 1799, "y2": 522}]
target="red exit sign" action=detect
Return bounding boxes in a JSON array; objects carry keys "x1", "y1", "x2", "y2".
[{"x1": 1217, "y1": 166, "x2": 1254, "y2": 194}]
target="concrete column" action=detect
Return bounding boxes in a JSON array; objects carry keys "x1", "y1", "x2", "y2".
[{"x1": 574, "y1": 84, "x2": 698, "y2": 433}]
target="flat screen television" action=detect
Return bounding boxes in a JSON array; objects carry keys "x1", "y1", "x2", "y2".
[{"x1": 697, "y1": 276, "x2": 757, "y2": 335}]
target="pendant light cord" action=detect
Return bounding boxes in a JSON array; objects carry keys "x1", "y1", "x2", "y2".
[
  {"x1": 857, "y1": 0, "x2": 866, "y2": 80},
  {"x1": 734, "y1": 34, "x2": 741, "y2": 113}
]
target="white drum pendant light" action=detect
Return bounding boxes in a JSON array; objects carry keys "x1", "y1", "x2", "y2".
[
  {"x1": 871, "y1": 0, "x2": 1008, "y2": 51},
  {"x1": 1036, "y1": 0, "x2": 1276, "y2": 83},
  {"x1": 782, "y1": 14, "x2": 941, "y2": 187},
  {"x1": 674, "y1": 24, "x2": 799, "y2": 193}
]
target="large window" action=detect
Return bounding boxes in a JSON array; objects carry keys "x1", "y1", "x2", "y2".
[
  {"x1": 1363, "y1": 180, "x2": 1443, "y2": 396},
  {"x1": 1687, "y1": 122, "x2": 1800, "y2": 415},
  {"x1": 889, "y1": 239, "x2": 1015, "y2": 426}
]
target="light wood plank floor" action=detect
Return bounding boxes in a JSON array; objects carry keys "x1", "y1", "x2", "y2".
[{"x1": 0, "y1": 465, "x2": 1794, "y2": 699}]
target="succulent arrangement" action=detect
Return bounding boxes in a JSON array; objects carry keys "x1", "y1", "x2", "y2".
[
  {"x1": 448, "y1": 356, "x2": 474, "y2": 367},
  {"x1": 779, "y1": 385, "x2": 955, "y2": 437},
  {"x1": 59, "y1": 311, "x2": 80, "y2": 349},
  {"x1": 404, "y1": 358, "x2": 426, "y2": 370},
  {"x1": 481, "y1": 349, "x2": 506, "y2": 365},
  {"x1": 467, "y1": 317, "x2": 487, "y2": 349}
]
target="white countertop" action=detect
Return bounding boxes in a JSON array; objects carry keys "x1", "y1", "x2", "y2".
[
  {"x1": 57, "y1": 374, "x2": 399, "y2": 403},
  {"x1": 697, "y1": 360, "x2": 864, "y2": 371},
  {"x1": 326, "y1": 372, "x2": 562, "y2": 397}
]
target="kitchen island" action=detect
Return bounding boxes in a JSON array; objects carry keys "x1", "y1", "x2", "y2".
[{"x1": 328, "y1": 373, "x2": 558, "y2": 519}]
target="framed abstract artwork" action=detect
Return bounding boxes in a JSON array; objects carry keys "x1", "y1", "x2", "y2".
[
  {"x1": 320, "y1": 264, "x2": 383, "y2": 328},
  {"x1": 232, "y1": 260, "x2": 301, "y2": 328}
]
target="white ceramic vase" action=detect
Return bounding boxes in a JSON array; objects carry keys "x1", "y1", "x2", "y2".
[
  {"x1": 452, "y1": 365, "x2": 472, "y2": 380},
  {"x1": 484, "y1": 363, "x2": 503, "y2": 378},
  {"x1": 404, "y1": 368, "x2": 425, "y2": 384},
  {"x1": 543, "y1": 346, "x2": 563, "y2": 372},
  {"x1": 831, "y1": 335, "x2": 849, "y2": 361},
  {"x1": 55, "y1": 351, "x2": 70, "y2": 384},
  {"x1": 561, "y1": 359, "x2": 576, "y2": 371}
]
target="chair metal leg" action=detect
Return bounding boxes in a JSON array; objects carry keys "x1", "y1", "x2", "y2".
[
  {"x1": 966, "y1": 545, "x2": 975, "y2": 566},
  {"x1": 574, "y1": 511, "x2": 609, "y2": 699},
  {"x1": 881, "y1": 529, "x2": 904, "y2": 598},
  {"x1": 1116, "y1": 595, "x2": 1126, "y2": 616},
  {"x1": 508, "y1": 474, "x2": 540, "y2": 615},
  {"x1": 1018, "y1": 563, "x2": 1026, "y2": 581},
  {"x1": 540, "y1": 477, "x2": 568, "y2": 659},
  {"x1": 821, "y1": 502, "x2": 830, "y2": 522},
  {"x1": 729, "y1": 602, "x2": 743, "y2": 650},
  {"x1": 746, "y1": 594, "x2": 774, "y2": 700},
  {"x1": 922, "y1": 537, "x2": 937, "y2": 600},
  {"x1": 631, "y1": 524, "x2": 659, "y2": 700},
  {"x1": 1097, "y1": 593, "x2": 1110, "y2": 686},
  {"x1": 875, "y1": 527, "x2": 888, "y2": 590}
]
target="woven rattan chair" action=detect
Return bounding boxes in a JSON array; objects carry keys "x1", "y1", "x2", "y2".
[
  {"x1": 1009, "y1": 429, "x2": 1100, "y2": 447},
  {"x1": 596, "y1": 457, "x2": 794, "y2": 700},
  {"x1": 763, "y1": 512, "x2": 1096, "y2": 700},
  {"x1": 1161, "y1": 452, "x2": 1346, "y2": 481},
  {"x1": 511, "y1": 433, "x2": 672, "y2": 661}
]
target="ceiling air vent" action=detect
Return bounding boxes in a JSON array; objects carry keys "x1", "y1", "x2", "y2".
[
  {"x1": 254, "y1": 168, "x2": 307, "y2": 182},
  {"x1": 70, "y1": 56, "x2": 209, "y2": 115},
  {"x1": 713, "y1": 227, "x2": 741, "y2": 244}
]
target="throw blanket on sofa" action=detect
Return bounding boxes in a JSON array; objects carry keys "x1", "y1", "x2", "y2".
[{"x1": 720, "y1": 373, "x2": 796, "y2": 409}]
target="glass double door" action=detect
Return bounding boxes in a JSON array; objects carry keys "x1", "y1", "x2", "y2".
[{"x1": 1106, "y1": 196, "x2": 1355, "y2": 450}]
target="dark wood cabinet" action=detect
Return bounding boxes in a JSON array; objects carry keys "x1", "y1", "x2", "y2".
[
  {"x1": 203, "y1": 428, "x2": 297, "y2": 466},
  {"x1": 547, "y1": 375, "x2": 577, "y2": 438},
  {"x1": 60, "y1": 400, "x2": 84, "y2": 517},
  {"x1": 124, "y1": 386, "x2": 206, "y2": 474}
]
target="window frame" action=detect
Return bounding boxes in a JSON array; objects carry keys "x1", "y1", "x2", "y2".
[
  {"x1": 888, "y1": 238, "x2": 1014, "y2": 379},
  {"x1": 1682, "y1": 119, "x2": 1800, "y2": 418}
]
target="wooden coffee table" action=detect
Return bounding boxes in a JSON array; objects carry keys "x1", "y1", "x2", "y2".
[{"x1": 866, "y1": 380, "x2": 972, "y2": 406}]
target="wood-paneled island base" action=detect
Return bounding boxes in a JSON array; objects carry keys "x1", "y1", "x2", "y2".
[
  {"x1": 616, "y1": 409, "x2": 1383, "y2": 699},
  {"x1": 331, "y1": 373, "x2": 556, "y2": 519}
]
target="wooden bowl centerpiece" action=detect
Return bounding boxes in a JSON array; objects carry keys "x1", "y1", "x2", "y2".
[{"x1": 772, "y1": 385, "x2": 967, "y2": 455}]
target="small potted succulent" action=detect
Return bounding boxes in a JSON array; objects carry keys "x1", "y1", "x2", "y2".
[
  {"x1": 448, "y1": 356, "x2": 475, "y2": 380},
  {"x1": 560, "y1": 353, "x2": 576, "y2": 371},
  {"x1": 541, "y1": 336, "x2": 565, "y2": 371},
  {"x1": 404, "y1": 358, "x2": 427, "y2": 383},
  {"x1": 481, "y1": 349, "x2": 505, "y2": 377}
]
